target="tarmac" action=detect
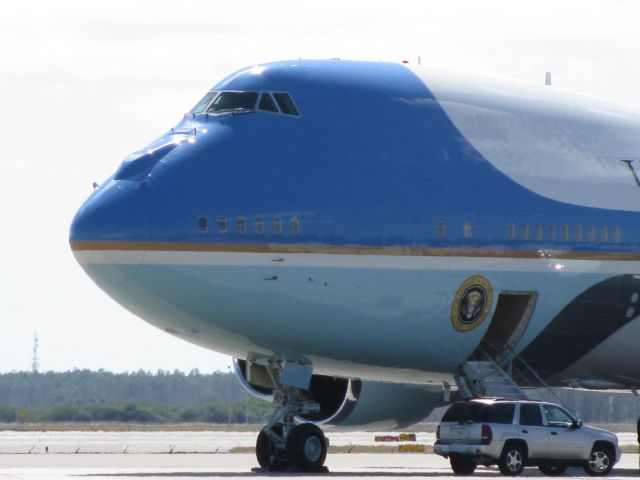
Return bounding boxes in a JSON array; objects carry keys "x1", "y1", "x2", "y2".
[{"x1": 1, "y1": 453, "x2": 639, "y2": 480}]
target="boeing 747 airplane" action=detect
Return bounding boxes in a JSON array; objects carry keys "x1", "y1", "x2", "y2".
[{"x1": 70, "y1": 59, "x2": 640, "y2": 471}]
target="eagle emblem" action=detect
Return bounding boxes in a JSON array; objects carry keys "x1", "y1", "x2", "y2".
[{"x1": 451, "y1": 275, "x2": 493, "y2": 332}]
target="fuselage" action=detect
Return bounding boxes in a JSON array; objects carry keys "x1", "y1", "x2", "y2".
[{"x1": 70, "y1": 60, "x2": 640, "y2": 389}]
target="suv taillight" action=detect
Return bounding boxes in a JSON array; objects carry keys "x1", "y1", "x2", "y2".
[
  {"x1": 436, "y1": 425, "x2": 440, "y2": 441},
  {"x1": 481, "y1": 424, "x2": 492, "y2": 445}
]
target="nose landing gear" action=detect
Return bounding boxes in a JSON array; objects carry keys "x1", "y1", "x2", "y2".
[{"x1": 254, "y1": 363, "x2": 328, "y2": 472}]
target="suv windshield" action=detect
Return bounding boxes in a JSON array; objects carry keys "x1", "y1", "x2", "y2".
[{"x1": 442, "y1": 402, "x2": 515, "y2": 424}]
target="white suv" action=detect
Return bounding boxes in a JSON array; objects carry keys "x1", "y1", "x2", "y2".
[{"x1": 434, "y1": 398, "x2": 620, "y2": 476}]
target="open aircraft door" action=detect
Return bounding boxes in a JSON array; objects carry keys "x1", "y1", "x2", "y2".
[{"x1": 473, "y1": 291, "x2": 538, "y2": 363}]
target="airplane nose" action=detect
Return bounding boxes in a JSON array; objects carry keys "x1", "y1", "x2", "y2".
[{"x1": 70, "y1": 180, "x2": 148, "y2": 286}]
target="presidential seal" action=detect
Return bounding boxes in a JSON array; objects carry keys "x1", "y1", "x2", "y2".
[{"x1": 451, "y1": 275, "x2": 493, "y2": 332}]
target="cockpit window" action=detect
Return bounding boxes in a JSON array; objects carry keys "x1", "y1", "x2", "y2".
[
  {"x1": 258, "y1": 93, "x2": 279, "y2": 113},
  {"x1": 206, "y1": 91, "x2": 259, "y2": 114},
  {"x1": 190, "y1": 90, "x2": 300, "y2": 117},
  {"x1": 273, "y1": 93, "x2": 300, "y2": 116},
  {"x1": 191, "y1": 91, "x2": 217, "y2": 114}
]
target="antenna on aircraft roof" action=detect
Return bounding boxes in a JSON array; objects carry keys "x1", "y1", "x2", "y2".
[{"x1": 545, "y1": 72, "x2": 552, "y2": 86}]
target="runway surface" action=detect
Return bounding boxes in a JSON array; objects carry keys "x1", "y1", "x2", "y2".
[
  {"x1": 0, "y1": 453, "x2": 639, "y2": 480},
  {"x1": 1, "y1": 431, "x2": 638, "y2": 479},
  {"x1": 0, "y1": 430, "x2": 638, "y2": 454}
]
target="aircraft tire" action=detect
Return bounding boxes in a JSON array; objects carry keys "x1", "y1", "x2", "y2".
[
  {"x1": 286, "y1": 423, "x2": 327, "y2": 470},
  {"x1": 256, "y1": 428, "x2": 287, "y2": 471}
]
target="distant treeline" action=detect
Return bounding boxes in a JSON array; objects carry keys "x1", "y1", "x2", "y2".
[
  {"x1": 0, "y1": 369, "x2": 248, "y2": 408},
  {"x1": 0, "y1": 369, "x2": 274, "y2": 424},
  {"x1": 1, "y1": 370, "x2": 640, "y2": 425},
  {"x1": 0, "y1": 398, "x2": 273, "y2": 424}
]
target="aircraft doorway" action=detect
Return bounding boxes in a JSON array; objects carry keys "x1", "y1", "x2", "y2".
[{"x1": 473, "y1": 292, "x2": 537, "y2": 363}]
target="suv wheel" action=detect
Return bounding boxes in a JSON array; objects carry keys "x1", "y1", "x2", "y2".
[
  {"x1": 498, "y1": 443, "x2": 526, "y2": 476},
  {"x1": 584, "y1": 446, "x2": 614, "y2": 476},
  {"x1": 539, "y1": 464, "x2": 567, "y2": 476},
  {"x1": 450, "y1": 455, "x2": 476, "y2": 475}
]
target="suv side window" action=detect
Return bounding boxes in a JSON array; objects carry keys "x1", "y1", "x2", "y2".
[
  {"x1": 484, "y1": 403, "x2": 515, "y2": 424},
  {"x1": 543, "y1": 404, "x2": 574, "y2": 428},
  {"x1": 519, "y1": 403, "x2": 543, "y2": 426}
]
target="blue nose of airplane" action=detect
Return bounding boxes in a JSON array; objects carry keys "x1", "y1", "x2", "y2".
[{"x1": 70, "y1": 179, "x2": 148, "y2": 286}]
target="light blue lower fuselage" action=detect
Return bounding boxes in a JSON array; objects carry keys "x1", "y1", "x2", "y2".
[{"x1": 75, "y1": 250, "x2": 640, "y2": 386}]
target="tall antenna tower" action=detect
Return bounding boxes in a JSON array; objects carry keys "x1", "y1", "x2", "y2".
[{"x1": 31, "y1": 331, "x2": 39, "y2": 373}]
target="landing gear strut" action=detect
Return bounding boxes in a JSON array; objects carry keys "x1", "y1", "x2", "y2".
[{"x1": 255, "y1": 362, "x2": 328, "y2": 472}]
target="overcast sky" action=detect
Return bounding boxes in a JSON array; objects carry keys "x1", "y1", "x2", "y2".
[{"x1": 1, "y1": 0, "x2": 639, "y2": 374}]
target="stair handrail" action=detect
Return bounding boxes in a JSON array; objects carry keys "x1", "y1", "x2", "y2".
[
  {"x1": 463, "y1": 349, "x2": 526, "y2": 399},
  {"x1": 475, "y1": 343, "x2": 568, "y2": 409}
]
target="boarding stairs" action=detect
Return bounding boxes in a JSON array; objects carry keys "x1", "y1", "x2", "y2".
[
  {"x1": 456, "y1": 360, "x2": 526, "y2": 399},
  {"x1": 456, "y1": 345, "x2": 567, "y2": 407}
]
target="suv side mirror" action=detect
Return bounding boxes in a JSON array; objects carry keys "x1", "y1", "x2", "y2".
[{"x1": 573, "y1": 420, "x2": 583, "y2": 429}]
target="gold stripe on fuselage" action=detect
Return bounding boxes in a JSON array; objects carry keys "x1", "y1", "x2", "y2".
[{"x1": 69, "y1": 241, "x2": 640, "y2": 261}]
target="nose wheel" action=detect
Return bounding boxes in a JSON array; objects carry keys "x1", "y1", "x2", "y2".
[
  {"x1": 256, "y1": 426, "x2": 287, "y2": 471},
  {"x1": 256, "y1": 423, "x2": 328, "y2": 472},
  {"x1": 253, "y1": 360, "x2": 328, "y2": 472},
  {"x1": 286, "y1": 423, "x2": 328, "y2": 470}
]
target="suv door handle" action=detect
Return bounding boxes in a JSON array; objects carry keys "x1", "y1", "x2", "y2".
[{"x1": 521, "y1": 430, "x2": 528, "y2": 434}]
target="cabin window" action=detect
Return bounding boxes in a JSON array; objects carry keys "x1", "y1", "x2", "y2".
[
  {"x1": 507, "y1": 223, "x2": 515, "y2": 240},
  {"x1": 255, "y1": 218, "x2": 264, "y2": 234},
  {"x1": 562, "y1": 225, "x2": 569, "y2": 241},
  {"x1": 464, "y1": 222, "x2": 473, "y2": 238},
  {"x1": 575, "y1": 225, "x2": 583, "y2": 242},
  {"x1": 437, "y1": 221, "x2": 446, "y2": 238},
  {"x1": 290, "y1": 217, "x2": 300, "y2": 235},
  {"x1": 521, "y1": 224, "x2": 530, "y2": 240},
  {"x1": 272, "y1": 217, "x2": 283, "y2": 234},
  {"x1": 600, "y1": 226, "x2": 608, "y2": 243},
  {"x1": 588, "y1": 225, "x2": 596, "y2": 242},
  {"x1": 216, "y1": 216, "x2": 228, "y2": 233},
  {"x1": 197, "y1": 216, "x2": 208, "y2": 232},
  {"x1": 273, "y1": 93, "x2": 300, "y2": 116},
  {"x1": 548, "y1": 225, "x2": 556, "y2": 241},
  {"x1": 207, "y1": 91, "x2": 259, "y2": 114},
  {"x1": 535, "y1": 224, "x2": 543, "y2": 241},
  {"x1": 613, "y1": 226, "x2": 621, "y2": 243},
  {"x1": 236, "y1": 217, "x2": 247, "y2": 234},
  {"x1": 191, "y1": 91, "x2": 217, "y2": 114},
  {"x1": 258, "y1": 93, "x2": 279, "y2": 113}
]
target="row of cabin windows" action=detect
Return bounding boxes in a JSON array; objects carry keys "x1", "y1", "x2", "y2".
[
  {"x1": 437, "y1": 222, "x2": 622, "y2": 243},
  {"x1": 508, "y1": 223, "x2": 621, "y2": 243},
  {"x1": 198, "y1": 216, "x2": 300, "y2": 235},
  {"x1": 198, "y1": 217, "x2": 621, "y2": 243}
]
